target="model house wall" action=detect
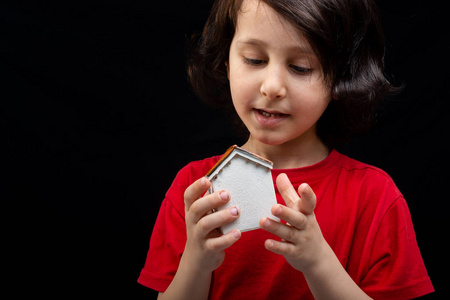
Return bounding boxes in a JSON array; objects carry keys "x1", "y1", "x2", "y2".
[{"x1": 207, "y1": 146, "x2": 279, "y2": 234}]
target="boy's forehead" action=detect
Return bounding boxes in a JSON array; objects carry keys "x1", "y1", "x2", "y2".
[
  {"x1": 238, "y1": 0, "x2": 280, "y2": 27},
  {"x1": 235, "y1": 0, "x2": 313, "y2": 54}
]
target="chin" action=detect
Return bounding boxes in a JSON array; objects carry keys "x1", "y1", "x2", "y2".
[{"x1": 252, "y1": 132, "x2": 291, "y2": 146}]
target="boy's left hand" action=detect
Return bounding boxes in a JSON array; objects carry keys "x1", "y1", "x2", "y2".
[{"x1": 259, "y1": 173, "x2": 331, "y2": 274}]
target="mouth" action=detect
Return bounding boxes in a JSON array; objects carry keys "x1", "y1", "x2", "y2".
[
  {"x1": 256, "y1": 109, "x2": 288, "y2": 118},
  {"x1": 254, "y1": 109, "x2": 289, "y2": 126}
]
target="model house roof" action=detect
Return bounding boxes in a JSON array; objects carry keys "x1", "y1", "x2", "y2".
[{"x1": 206, "y1": 145, "x2": 273, "y2": 181}]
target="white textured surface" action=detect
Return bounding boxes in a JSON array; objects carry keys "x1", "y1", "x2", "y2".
[{"x1": 209, "y1": 155, "x2": 279, "y2": 234}]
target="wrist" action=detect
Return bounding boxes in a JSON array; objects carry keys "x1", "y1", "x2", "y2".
[
  {"x1": 300, "y1": 242, "x2": 371, "y2": 300},
  {"x1": 301, "y1": 241, "x2": 337, "y2": 279},
  {"x1": 160, "y1": 251, "x2": 213, "y2": 300},
  {"x1": 180, "y1": 246, "x2": 215, "y2": 276}
]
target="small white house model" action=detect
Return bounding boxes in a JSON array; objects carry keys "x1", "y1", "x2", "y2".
[{"x1": 206, "y1": 145, "x2": 279, "y2": 234}]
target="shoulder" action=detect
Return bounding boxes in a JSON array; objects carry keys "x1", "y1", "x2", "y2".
[
  {"x1": 164, "y1": 155, "x2": 222, "y2": 199},
  {"x1": 334, "y1": 151, "x2": 392, "y2": 179},
  {"x1": 324, "y1": 151, "x2": 404, "y2": 217},
  {"x1": 333, "y1": 151, "x2": 402, "y2": 196},
  {"x1": 175, "y1": 155, "x2": 222, "y2": 183}
]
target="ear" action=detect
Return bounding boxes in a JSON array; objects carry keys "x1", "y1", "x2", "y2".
[{"x1": 331, "y1": 86, "x2": 338, "y2": 100}]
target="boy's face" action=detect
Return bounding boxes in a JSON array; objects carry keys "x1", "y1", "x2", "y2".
[{"x1": 228, "y1": 0, "x2": 331, "y2": 147}]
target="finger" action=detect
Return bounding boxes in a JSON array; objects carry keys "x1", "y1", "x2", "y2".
[
  {"x1": 264, "y1": 238, "x2": 295, "y2": 256},
  {"x1": 276, "y1": 173, "x2": 300, "y2": 208},
  {"x1": 205, "y1": 230, "x2": 241, "y2": 251},
  {"x1": 184, "y1": 177, "x2": 211, "y2": 211},
  {"x1": 197, "y1": 207, "x2": 240, "y2": 235},
  {"x1": 271, "y1": 204, "x2": 307, "y2": 230},
  {"x1": 189, "y1": 190, "x2": 230, "y2": 223},
  {"x1": 297, "y1": 183, "x2": 316, "y2": 215},
  {"x1": 260, "y1": 217, "x2": 299, "y2": 243}
]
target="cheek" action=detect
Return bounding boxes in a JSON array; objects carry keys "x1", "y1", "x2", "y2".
[
  {"x1": 290, "y1": 85, "x2": 331, "y2": 120},
  {"x1": 229, "y1": 71, "x2": 258, "y2": 107},
  {"x1": 301, "y1": 94, "x2": 330, "y2": 113}
]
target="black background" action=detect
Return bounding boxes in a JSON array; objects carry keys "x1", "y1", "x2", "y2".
[{"x1": 2, "y1": 0, "x2": 448, "y2": 298}]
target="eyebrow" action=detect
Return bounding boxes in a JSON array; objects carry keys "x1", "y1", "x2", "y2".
[{"x1": 236, "y1": 38, "x2": 314, "y2": 55}]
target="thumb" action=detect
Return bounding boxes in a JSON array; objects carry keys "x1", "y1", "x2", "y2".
[{"x1": 297, "y1": 183, "x2": 316, "y2": 215}]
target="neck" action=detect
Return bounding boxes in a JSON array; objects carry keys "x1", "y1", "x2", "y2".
[{"x1": 241, "y1": 133, "x2": 330, "y2": 169}]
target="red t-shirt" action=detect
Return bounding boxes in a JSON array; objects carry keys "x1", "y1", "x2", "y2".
[{"x1": 138, "y1": 150, "x2": 434, "y2": 299}]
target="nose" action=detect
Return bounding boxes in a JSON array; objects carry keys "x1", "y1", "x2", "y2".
[{"x1": 260, "y1": 66, "x2": 287, "y2": 100}]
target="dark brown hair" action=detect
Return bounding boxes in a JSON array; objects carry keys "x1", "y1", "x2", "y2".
[{"x1": 188, "y1": 0, "x2": 399, "y2": 147}]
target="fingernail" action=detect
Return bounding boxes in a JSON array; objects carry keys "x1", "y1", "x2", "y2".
[
  {"x1": 301, "y1": 183, "x2": 310, "y2": 192},
  {"x1": 201, "y1": 177, "x2": 207, "y2": 187},
  {"x1": 230, "y1": 207, "x2": 239, "y2": 216},
  {"x1": 263, "y1": 218, "x2": 271, "y2": 228},
  {"x1": 275, "y1": 205, "x2": 282, "y2": 216},
  {"x1": 233, "y1": 230, "x2": 241, "y2": 239},
  {"x1": 220, "y1": 191, "x2": 229, "y2": 201}
]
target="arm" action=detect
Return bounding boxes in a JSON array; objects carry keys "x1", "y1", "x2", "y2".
[
  {"x1": 158, "y1": 177, "x2": 241, "y2": 300},
  {"x1": 260, "y1": 173, "x2": 371, "y2": 300},
  {"x1": 157, "y1": 254, "x2": 212, "y2": 300}
]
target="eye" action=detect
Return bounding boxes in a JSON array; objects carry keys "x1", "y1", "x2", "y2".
[
  {"x1": 290, "y1": 64, "x2": 312, "y2": 74},
  {"x1": 243, "y1": 57, "x2": 265, "y2": 66}
]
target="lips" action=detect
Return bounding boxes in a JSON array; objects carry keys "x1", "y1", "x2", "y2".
[
  {"x1": 256, "y1": 109, "x2": 287, "y2": 118},
  {"x1": 254, "y1": 109, "x2": 289, "y2": 126}
]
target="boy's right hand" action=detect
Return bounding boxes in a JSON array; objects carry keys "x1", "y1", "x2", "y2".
[{"x1": 183, "y1": 177, "x2": 241, "y2": 272}]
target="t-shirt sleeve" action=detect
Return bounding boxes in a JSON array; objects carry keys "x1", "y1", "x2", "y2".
[
  {"x1": 137, "y1": 165, "x2": 193, "y2": 292},
  {"x1": 360, "y1": 196, "x2": 434, "y2": 299}
]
